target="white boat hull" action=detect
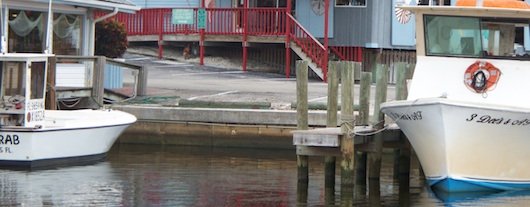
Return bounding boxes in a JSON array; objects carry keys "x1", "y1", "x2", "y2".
[
  {"x1": 381, "y1": 98, "x2": 530, "y2": 192},
  {"x1": 0, "y1": 109, "x2": 136, "y2": 168}
]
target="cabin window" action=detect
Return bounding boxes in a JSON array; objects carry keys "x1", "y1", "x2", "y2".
[
  {"x1": 336, "y1": 0, "x2": 366, "y2": 7},
  {"x1": 30, "y1": 62, "x2": 45, "y2": 99},
  {"x1": 481, "y1": 20, "x2": 526, "y2": 57},
  {"x1": 425, "y1": 15, "x2": 482, "y2": 57},
  {"x1": 1, "y1": 62, "x2": 25, "y2": 98},
  {"x1": 425, "y1": 15, "x2": 530, "y2": 58}
]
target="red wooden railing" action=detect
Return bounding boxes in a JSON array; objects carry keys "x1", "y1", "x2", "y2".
[
  {"x1": 98, "y1": 8, "x2": 328, "y2": 79},
  {"x1": 247, "y1": 8, "x2": 286, "y2": 35},
  {"x1": 330, "y1": 46, "x2": 363, "y2": 62},
  {"x1": 99, "y1": 8, "x2": 287, "y2": 36},
  {"x1": 286, "y1": 14, "x2": 327, "y2": 77}
]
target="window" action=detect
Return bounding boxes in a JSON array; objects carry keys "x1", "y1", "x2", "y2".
[
  {"x1": 424, "y1": 15, "x2": 529, "y2": 58},
  {"x1": 2, "y1": 62, "x2": 25, "y2": 97},
  {"x1": 30, "y1": 62, "x2": 45, "y2": 99},
  {"x1": 425, "y1": 16, "x2": 482, "y2": 57},
  {"x1": 8, "y1": 10, "x2": 46, "y2": 53},
  {"x1": 53, "y1": 13, "x2": 82, "y2": 55},
  {"x1": 8, "y1": 10, "x2": 82, "y2": 55},
  {"x1": 336, "y1": 0, "x2": 366, "y2": 7}
]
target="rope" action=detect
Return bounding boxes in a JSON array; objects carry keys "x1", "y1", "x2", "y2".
[
  {"x1": 348, "y1": 97, "x2": 430, "y2": 137},
  {"x1": 339, "y1": 114, "x2": 355, "y2": 136},
  {"x1": 59, "y1": 97, "x2": 82, "y2": 108},
  {"x1": 105, "y1": 70, "x2": 139, "y2": 104}
]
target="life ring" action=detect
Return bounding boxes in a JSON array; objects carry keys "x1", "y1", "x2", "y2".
[{"x1": 464, "y1": 61, "x2": 501, "y2": 93}]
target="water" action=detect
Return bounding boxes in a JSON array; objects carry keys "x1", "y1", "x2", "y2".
[{"x1": 1, "y1": 144, "x2": 530, "y2": 206}]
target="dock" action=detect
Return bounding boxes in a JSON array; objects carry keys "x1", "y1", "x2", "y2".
[
  {"x1": 46, "y1": 53, "x2": 420, "y2": 203},
  {"x1": 292, "y1": 60, "x2": 417, "y2": 204}
]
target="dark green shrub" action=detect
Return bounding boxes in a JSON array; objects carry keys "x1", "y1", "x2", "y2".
[{"x1": 95, "y1": 19, "x2": 128, "y2": 58}]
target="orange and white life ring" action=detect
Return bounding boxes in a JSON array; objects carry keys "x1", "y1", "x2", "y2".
[{"x1": 464, "y1": 61, "x2": 501, "y2": 93}]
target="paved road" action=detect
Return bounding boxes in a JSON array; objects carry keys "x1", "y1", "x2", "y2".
[{"x1": 122, "y1": 53, "x2": 396, "y2": 110}]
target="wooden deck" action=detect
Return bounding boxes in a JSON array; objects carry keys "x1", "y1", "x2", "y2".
[{"x1": 292, "y1": 124, "x2": 403, "y2": 156}]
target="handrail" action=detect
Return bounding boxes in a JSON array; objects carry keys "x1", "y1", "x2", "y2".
[
  {"x1": 287, "y1": 13, "x2": 327, "y2": 73},
  {"x1": 287, "y1": 14, "x2": 325, "y2": 51},
  {"x1": 54, "y1": 55, "x2": 147, "y2": 99},
  {"x1": 97, "y1": 8, "x2": 287, "y2": 36}
]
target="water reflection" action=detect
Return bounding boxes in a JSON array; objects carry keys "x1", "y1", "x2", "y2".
[
  {"x1": 0, "y1": 144, "x2": 529, "y2": 206},
  {"x1": 432, "y1": 189, "x2": 530, "y2": 206},
  {"x1": 0, "y1": 163, "x2": 123, "y2": 206}
]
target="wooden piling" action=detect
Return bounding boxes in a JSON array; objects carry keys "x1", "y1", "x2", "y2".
[
  {"x1": 368, "y1": 64, "x2": 388, "y2": 182},
  {"x1": 296, "y1": 60, "x2": 309, "y2": 203},
  {"x1": 296, "y1": 60, "x2": 309, "y2": 130},
  {"x1": 46, "y1": 56, "x2": 57, "y2": 110},
  {"x1": 340, "y1": 61, "x2": 355, "y2": 202},
  {"x1": 92, "y1": 56, "x2": 106, "y2": 107},
  {"x1": 137, "y1": 65, "x2": 149, "y2": 96},
  {"x1": 325, "y1": 61, "x2": 339, "y2": 204},
  {"x1": 393, "y1": 62, "x2": 410, "y2": 180},
  {"x1": 355, "y1": 71, "x2": 371, "y2": 189}
]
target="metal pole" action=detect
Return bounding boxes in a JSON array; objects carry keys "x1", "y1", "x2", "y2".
[
  {"x1": 45, "y1": 0, "x2": 53, "y2": 54},
  {"x1": 158, "y1": 10, "x2": 163, "y2": 59},
  {"x1": 323, "y1": 0, "x2": 329, "y2": 81},
  {"x1": 285, "y1": 0, "x2": 292, "y2": 78},
  {"x1": 200, "y1": 0, "x2": 206, "y2": 65},
  {"x1": 242, "y1": 0, "x2": 248, "y2": 72}
]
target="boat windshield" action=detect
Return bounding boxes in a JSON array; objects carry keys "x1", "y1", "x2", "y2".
[{"x1": 424, "y1": 15, "x2": 530, "y2": 59}]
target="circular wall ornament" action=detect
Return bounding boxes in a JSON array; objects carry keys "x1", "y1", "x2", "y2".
[{"x1": 311, "y1": 0, "x2": 325, "y2": 16}]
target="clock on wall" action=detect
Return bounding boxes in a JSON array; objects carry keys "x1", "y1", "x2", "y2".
[{"x1": 311, "y1": 0, "x2": 325, "y2": 16}]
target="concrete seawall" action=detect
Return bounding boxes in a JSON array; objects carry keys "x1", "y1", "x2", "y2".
[{"x1": 113, "y1": 105, "x2": 329, "y2": 149}]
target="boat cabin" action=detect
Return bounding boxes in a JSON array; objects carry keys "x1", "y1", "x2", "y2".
[
  {"x1": 403, "y1": 4, "x2": 530, "y2": 107},
  {"x1": 0, "y1": 54, "x2": 50, "y2": 128},
  {"x1": 408, "y1": 5, "x2": 530, "y2": 58}
]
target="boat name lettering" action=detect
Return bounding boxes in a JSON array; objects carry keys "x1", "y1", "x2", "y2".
[
  {"x1": 29, "y1": 110, "x2": 45, "y2": 122},
  {"x1": 466, "y1": 114, "x2": 530, "y2": 126},
  {"x1": 0, "y1": 147, "x2": 12, "y2": 153},
  {"x1": 0, "y1": 134, "x2": 19, "y2": 145},
  {"x1": 27, "y1": 101, "x2": 44, "y2": 111},
  {"x1": 389, "y1": 111, "x2": 422, "y2": 121}
]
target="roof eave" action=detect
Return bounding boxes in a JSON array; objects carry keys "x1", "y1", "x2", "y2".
[{"x1": 59, "y1": 0, "x2": 140, "y2": 13}]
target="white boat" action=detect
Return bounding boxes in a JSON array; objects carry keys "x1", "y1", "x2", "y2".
[
  {"x1": 0, "y1": 54, "x2": 136, "y2": 169},
  {"x1": 381, "y1": 0, "x2": 530, "y2": 192}
]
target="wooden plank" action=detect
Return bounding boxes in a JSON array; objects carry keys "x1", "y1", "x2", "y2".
[
  {"x1": 296, "y1": 146, "x2": 341, "y2": 156},
  {"x1": 293, "y1": 133, "x2": 339, "y2": 147}
]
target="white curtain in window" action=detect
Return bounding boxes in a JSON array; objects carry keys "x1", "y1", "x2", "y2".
[
  {"x1": 53, "y1": 14, "x2": 79, "y2": 39},
  {"x1": 8, "y1": 11, "x2": 43, "y2": 37}
]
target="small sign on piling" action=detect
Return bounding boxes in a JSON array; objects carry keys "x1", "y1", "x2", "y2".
[{"x1": 197, "y1": 9, "x2": 206, "y2": 29}]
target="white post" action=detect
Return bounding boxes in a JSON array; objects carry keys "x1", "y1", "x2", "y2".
[
  {"x1": 0, "y1": 0, "x2": 6, "y2": 54},
  {"x1": 45, "y1": 0, "x2": 53, "y2": 54}
]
